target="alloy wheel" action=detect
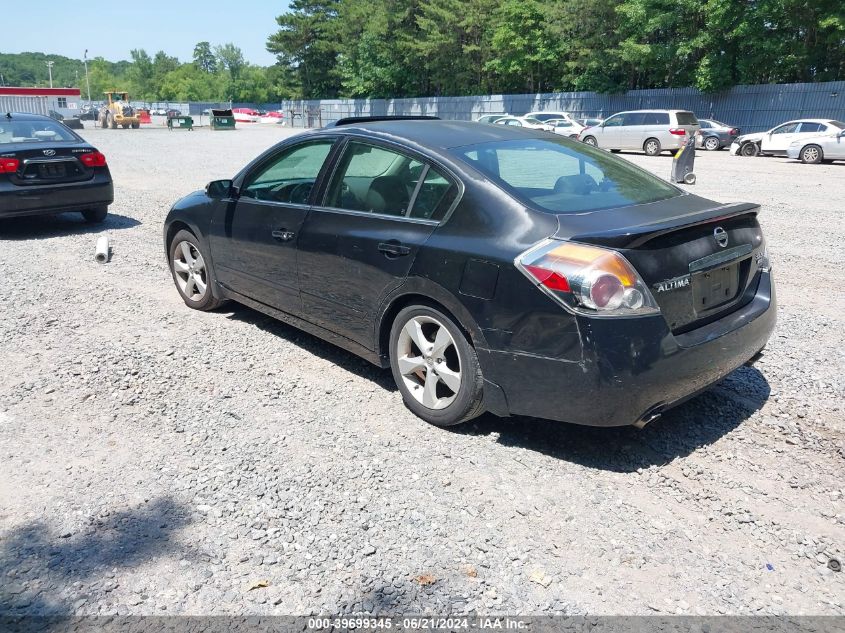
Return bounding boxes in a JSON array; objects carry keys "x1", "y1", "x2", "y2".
[
  {"x1": 645, "y1": 140, "x2": 660, "y2": 155},
  {"x1": 802, "y1": 146, "x2": 820, "y2": 163},
  {"x1": 172, "y1": 241, "x2": 208, "y2": 301},
  {"x1": 396, "y1": 315, "x2": 462, "y2": 410},
  {"x1": 705, "y1": 137, "x2": 720, "y2": 151}
]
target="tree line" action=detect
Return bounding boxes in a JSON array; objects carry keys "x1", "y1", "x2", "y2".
[
  {"x1": 269, "y1": 0, "x2": 845, "y2": 98},
  {"x1": 0, "y1": 45, "x2": 291, "y2": 104},
  {"x1": 2, "y1": 0, "x2": 843, "y2": 103}
]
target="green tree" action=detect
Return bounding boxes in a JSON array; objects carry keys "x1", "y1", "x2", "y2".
[
  {"x1": 192, "y1": 41, "x2": 217, "y2": 73},
  {"x1": 267, "y1": 0, "x2": 341, "y2": 98},
  {"x1": 127, "y1": 49, "x2": 155, "y2": 99}
]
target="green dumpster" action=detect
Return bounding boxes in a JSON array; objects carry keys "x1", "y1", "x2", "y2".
[
  {"x1": 209, "y1": 109, "x2": 236, "y2": 130},
  {"x1": 167, "y1": 115, "x2": 194, "y2": 131}
]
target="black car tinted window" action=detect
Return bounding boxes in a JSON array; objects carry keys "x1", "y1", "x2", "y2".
[
  {"x1": 408, "y1": 166, "x2": 454, "y2": 221},
  {"x1": 675, "y1": 112, "x2": 698, "y2": 125},
  {"x1": 457, "y1": 138, "x2": 680, "y2": 215},
  {"x1": 0, "y1": 119, "x2": 80, "y2": 144},
  {"x1": 241, "y1": 140, "x2": 333, "y2": 203}
]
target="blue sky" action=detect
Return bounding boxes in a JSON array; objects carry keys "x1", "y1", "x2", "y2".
[{"x1": 3, "y1": 2, "x2": 289, "y2": 65}]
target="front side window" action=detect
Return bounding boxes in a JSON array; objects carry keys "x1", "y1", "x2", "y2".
[
  {"x1": 241, "y1": 140, "x2": 334, "y2": 203},
  {"x1": 325, "y1": 141, "x2": 454, "y2": 220},
  {"x1": 456, "y1": 138, "x2": 680, "y2": 215},
  {"x1": 602, "y1": 114, "x2": 624, "y2": 127},
  {"x1": 772, "y1": 123, "x2": 799, "y2": 134}
]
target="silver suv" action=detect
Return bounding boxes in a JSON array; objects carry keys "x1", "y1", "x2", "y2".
[{"x1": 580, "y1": 110, "x2": 700, "y2": 155}]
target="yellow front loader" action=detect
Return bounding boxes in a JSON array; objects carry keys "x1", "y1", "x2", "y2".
[{"x1": 98, "y1": 91, "x2": 140, "y2": 129}]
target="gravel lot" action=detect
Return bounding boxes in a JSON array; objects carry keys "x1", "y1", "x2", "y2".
[{"x1": 1, "y1": 123, "x2": 843, "y2": 616}]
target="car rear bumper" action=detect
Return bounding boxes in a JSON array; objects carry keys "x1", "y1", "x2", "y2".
[
  {"x1": 477, "y1": 271, "x2": 776, "y2": 427},
  {"x1": 0, "y1": 175, "x2": 113, "y2": 219}
]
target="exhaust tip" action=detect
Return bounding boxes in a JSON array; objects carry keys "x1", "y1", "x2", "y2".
[{"x1": 633, "y1": 404, "x2": 665, "y2": 429}]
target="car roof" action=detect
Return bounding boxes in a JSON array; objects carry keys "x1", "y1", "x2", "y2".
[
  {"x1": 313, "y1": 119, "x2": 548, "y2": 150},
  {"x1": 615, "y1": 109, "x2": 693, "y2": 113},
  {"x1": 2, "y1": 112, "x2": 55, "y2": 122},
  {"x1": 778, "y1": 119, "x2": 839, "y2": 124}
]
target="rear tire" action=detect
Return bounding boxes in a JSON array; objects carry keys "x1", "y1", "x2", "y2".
[
  {"x1": 81, "y1": 207, "x2": 108, "y2": 223},
  {"x1": 704, "y1": 136, "x2": 720, "y2": 151},
  {"x1": 583, "y1": 136, "x2": 597, "y2": 146},
  {"x1": 389, "y1": 305, "x2": 484, "y2": 427},
  {"x1": 168, "y1": 229, "x2": 224, "y2": 311},
  {"x1": 740, "y1": 142, "x2": 759, "y2": 157},
  {"x1": 644, "y1": 138, "x2": 662, "y2": 156},
  {"x1": 800, "y1": 144, "x2": 823, "y2": 164},
  {"x1": 131, "y1": 122, "x2": 140, "y2": 129},
  {"x1": 609, "y1": 149, "x2": 621, "y2": 153}
]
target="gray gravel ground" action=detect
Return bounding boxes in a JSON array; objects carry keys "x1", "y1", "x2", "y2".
[{"x1": 0, "y1": 124, "x2": 843, "y2": 616}]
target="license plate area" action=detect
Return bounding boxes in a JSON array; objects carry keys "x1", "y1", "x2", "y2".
[
  {"x1": 38, "y1": 163, "x2": 67, "y2": 179},
  {"x1": 691, "y1": 263, "x2": 739, "y2": 313}
]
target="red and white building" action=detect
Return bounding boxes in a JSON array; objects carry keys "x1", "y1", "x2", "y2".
[{"x1": 0, "y1": 87, "x2": 83, "y2": 118}]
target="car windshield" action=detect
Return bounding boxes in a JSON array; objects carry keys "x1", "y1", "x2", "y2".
[
  {"x1": 0, "y1": 119, "x2": 80, "y2": 144},
  {"x1": 455, "y1": 138, "x2": 681, "y2": 214}
]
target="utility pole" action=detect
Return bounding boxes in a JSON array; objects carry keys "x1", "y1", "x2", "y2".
[
  {"x1": 83, "y1": 50, "x2": 92, "y2": 104},
  {"x1": 46, "y1": 61, "x2": 54, "y2": 88}
]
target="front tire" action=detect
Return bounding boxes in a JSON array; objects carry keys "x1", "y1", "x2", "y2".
[
  {"x1": 389, "y1": 305, "x2": 484, "y2": 427},
  {"x1": 800, "y1": 144, "x2": 823, "y2": 164},
  {"x1": 168, "y1": 229, "x2": 223, "y2": 311},
  {"x1": 81, "y1": 207, "x2": 108, "y2": 223},
  {"x1": 583, "y1": 136, "x2": 597, "y2": 146},
  {"x1": 644, "y1": 138, "x2": 662, "y2": 156},
  {"x1": 740, "y1": 142, "x2": 759, "y2": 157},
  {"x1": 704, "y1": 136, "x2": 720, "y2": 151}
]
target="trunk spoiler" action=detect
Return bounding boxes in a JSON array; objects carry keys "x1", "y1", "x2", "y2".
[{"x1": 559, "y1": 201, "x2": 760, "y2": 249}]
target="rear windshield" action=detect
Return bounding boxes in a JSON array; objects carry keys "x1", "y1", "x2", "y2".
[
  {"x1": 675, "y1": 112, "x2": 699, "y2": 125},
  {"x1": 831, "y1": 121, "x2": 845, "y2": 129},
  {"x1": 0, "y1": 119, "x2": 80, "y2": 144},
  {"x1": 455, "y1": 138, "x2": 681, "y2": 214}
]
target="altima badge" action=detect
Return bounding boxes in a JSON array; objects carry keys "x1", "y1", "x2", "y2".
[
  {"x1": 714, "y1": 226, "x2": 729, "y2": 248},
  {"x1": 653, "y1": 274, "x2": 691, "y2": 293}
]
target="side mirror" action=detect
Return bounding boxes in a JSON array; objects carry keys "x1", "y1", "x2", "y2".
[
  {"x1": 206, "y1": 179, "x2": 233, "y2": 199},
  {"x1": 839, "y1": 130, "x2": 845, "y2": 137}
]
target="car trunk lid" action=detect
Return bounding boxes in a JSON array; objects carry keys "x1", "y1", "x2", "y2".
[
  {"x1": 1, "y1": 144, "x2": 95, "y2": 185},
  {"x1": 554, "y1": 197, "x2": 765, "y2": 333}
]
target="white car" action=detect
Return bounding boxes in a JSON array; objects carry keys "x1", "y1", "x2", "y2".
[
  {"x1": 494, "y1": 116, "x2": 553, "y2": 131},
  {"x1": 525, "y1": 111, "x2": 578, "y2": 126},
  {"x1": 545, "y1": 118, "x2": 586, "y2": 138},
  {"x1": 786, "y1": 126, "x2": 845, "y2": 163},
  {"x1": 730, "y1": 119, "x2": 845, "y2": 157}
]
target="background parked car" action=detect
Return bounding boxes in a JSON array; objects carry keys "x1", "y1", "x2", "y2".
[
  {"x1": 48, "y1": 109, "x2": 84, "y2": 130},
  {"x1": 730, "y1": 119, "x2": 845, "y2": 157},
  {"x1": 579, "y1": 110, "x2": 700, "y2": 156},
  {"x1": 0, "y1": 112, "x2": 112, "y2": 222},
  {"x1": 787, "y1": 127, "x2": 845, "y2": 163},
  {"x1": 525, "y1": 111, "x2": 578, "y2": 125},
  {"x1": 475, "y1": 114, "x2": 508, "y2": 124},
  {"x1": 494, "y1": 116, "x2": 552, "y2": 131},
  {"x1": 696, "y1": 119, "x2": 740, "y2": 151},
  {"x1": 546, "y1": 118, "x2": 585, "y2": 138}
]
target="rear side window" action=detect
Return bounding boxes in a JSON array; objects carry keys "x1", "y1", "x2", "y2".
[
  {"x1": 798, "y1": 122, "x2": 823, "y2": 133},
  {"x1": 643, "y1": 112, "x2": 670, "y2": 125},
  {"x1": 325, "y1": 141, "x2": 455, "y2": 220},
  {"x1": 675, "y1": 112, "x2": 699, "y2": 125},
  {"x1": 457, "y1": 138, "x2": 680, "y2": 215}
]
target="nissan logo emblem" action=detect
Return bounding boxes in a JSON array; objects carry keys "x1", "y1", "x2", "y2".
[
  {"x1": 43, "y1": 149, "x2": 56, "y2": 156},
  {"x1": 714, "y1": 226, "x2": 729, "y2": 248}
]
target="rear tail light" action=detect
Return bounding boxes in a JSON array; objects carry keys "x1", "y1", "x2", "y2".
[
  {"x1": 730, "y1": 128, "x2": 740, "y2": 135},
  {"x1": 669, "y1": 128, "x2": 687, "y2": 136},
  {"x1": 0, "y1": 158, "x2": 20, "y2": 173},
  {"x1": 516, "y1": 240, "x2": 660, "y2": 316},
  {"x1": 79, "y1": 152, "x2": 107, "y2": 168}
]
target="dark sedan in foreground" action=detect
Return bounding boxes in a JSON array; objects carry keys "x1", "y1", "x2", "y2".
[
  {"x1": 1, "y1": 112, "x2": 113, "y2": 222},
  {"x1": 164, "y1": 117, "x2": 775, "y2": 428}
]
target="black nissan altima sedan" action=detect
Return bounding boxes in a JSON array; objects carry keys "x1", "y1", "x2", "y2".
[
  {"x1": 0, "y1": 112, "x2": 113, "y2": 222},
  {"x1": 164, "y1": 117, "x2": 775, "y2": 428}
]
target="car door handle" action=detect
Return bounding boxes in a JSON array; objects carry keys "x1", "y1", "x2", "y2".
[
  {"x1": 378, "y1": 242, "x2": 411, "y2": 257},
  {"x1": 271, "y1": 229, "x2": 296, "y2": 242}
]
